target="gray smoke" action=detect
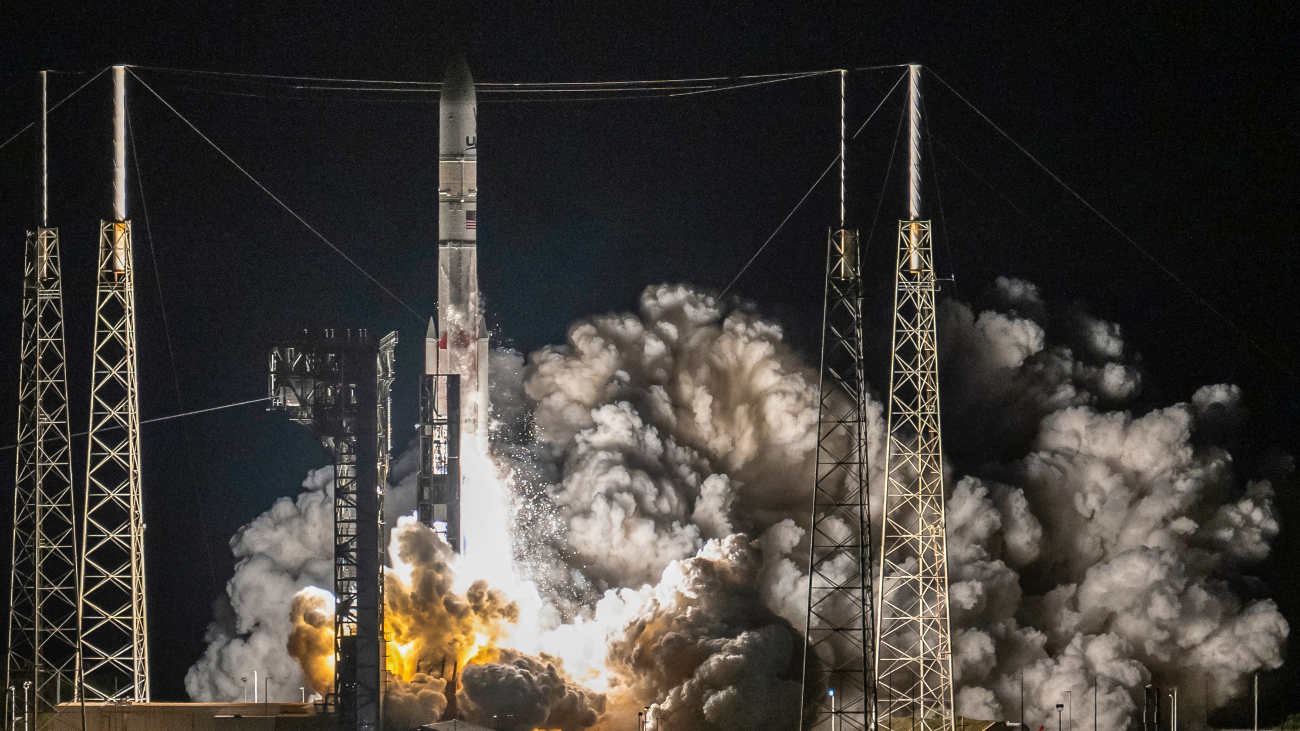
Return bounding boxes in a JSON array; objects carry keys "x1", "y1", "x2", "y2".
[
  {"x1": 592, "y1": 535, "x2": 804, "y2": 731},
  {"x1": 496, "y1": 281, "x2": 1287, "y2": 730},
  {"x1": 504, "y1": 285, "x2": 823, "y2": 618},
  {"x1": 462, "y1": 651, "x2": 607, "y2": 731},
  {"x1": 185, "y1": 466, "x2": 335, "y2": 701},
  {"x1": 385, "y1": 673, "x2": 449, "y2": 729},
  {"x1": 190, "y1": 278, "x2": 1288, "y2": 731}
]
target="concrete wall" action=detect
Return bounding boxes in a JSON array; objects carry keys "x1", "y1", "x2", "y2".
[{"x1": 42, "y1": 702, "x2": 330, "y2": 731}]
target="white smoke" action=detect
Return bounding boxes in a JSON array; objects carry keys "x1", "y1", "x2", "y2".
[
  {"x1": 506, "y1": 285, "x2": 823, "y2": 615},
  {"x1": 189, "y1": 279, "x2": 1288, "y2": 731},
  {"x1": 184, "y1": 466, "x2": 334, "y2": 701}
]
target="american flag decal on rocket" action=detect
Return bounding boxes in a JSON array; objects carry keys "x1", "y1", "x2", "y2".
[{"x1": 465, "y1": 210, "x2": 477, "y2": 230}]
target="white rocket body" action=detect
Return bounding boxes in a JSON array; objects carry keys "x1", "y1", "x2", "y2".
[{"x1": 430, "y1": 58, "x2": 489, "y2": 456}]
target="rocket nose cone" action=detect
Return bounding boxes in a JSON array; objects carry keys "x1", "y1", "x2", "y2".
[{"x1": 441, "y1": 57, "x2": 475, "y2": 104}]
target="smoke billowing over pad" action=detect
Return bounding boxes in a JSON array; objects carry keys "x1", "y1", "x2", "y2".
[{"x1": 190, "y1": 280, "x2": 1287, "y2": 731}]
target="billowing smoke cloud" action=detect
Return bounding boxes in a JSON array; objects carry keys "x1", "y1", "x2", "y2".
[
  {"x1": 277, "y1": 514, "x2": 600, "y2": 729},
  {"x1": 379, "y1": 517, "x2": 603, "y2": 730},
  {"x1": 185, "y1": 466, "x2": 334, "y2": 701},
  {"x1": 590, "y1": 535, "x2": 803, "y2": 731},
  {"x1": 384, "y1": 516, "x2": 521, "y2": 676},
  {"x1": 501, "y1": 282, "x2": 1287, "y2": 729},
  {"x1": 286, "y1": 586, "x2": 334, "y2": 695},
  {"x1": 386, "y1": 672, "x2": 449, "y2": 730},
  {"x1": 191, "y1": 279, "x2": 1287, "y2": 731},
  {"x1": 462, "y1": 650, "x2": 606, "y2": 731},
  {"x1": 507, "y1": 285, "x2": 823, "y2": 616}
]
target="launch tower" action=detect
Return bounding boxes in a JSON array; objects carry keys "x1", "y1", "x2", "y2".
[
  {"x1": 269, "y1": 329, "x2": 396, "y2": 731},
  {"x1": 801, "y1": 70, "x2": 876, "y2": 731},
  {"x1": 874, "y1": 65, "x2": 956, "y2": 731},
  {"x1": 7, "y1": 70, "x2": 80, "y2": 722}
]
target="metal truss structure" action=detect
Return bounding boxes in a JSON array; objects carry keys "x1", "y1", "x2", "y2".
[
  {"x1": 801, "y1": 226, "x2": 876, "y2": 731},
  {"x1": 375, "y1": 332, "x2": 396, "y2": 706},
  {"x1": 8, "y1": 226, "x2": 80, "y2": 723},
  {"x1": 270, "y1": 330, "x2": 392, "y2": 731},
  {"x1": 875, "y1": 219, "x2": 955, "y2": 731},
  {"x1": 419, "y1": 364, "x2": 461, "y2": 549},
  {"x1": 79, "y1": 219, "x2": 149, "y2": 702}
]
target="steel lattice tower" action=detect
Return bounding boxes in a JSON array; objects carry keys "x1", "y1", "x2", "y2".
[
  {"x1": 269, "y1": 329, "x2": 393, "y2": 731},
  {"x1": 874, "y1": 65, "x2": 955, "y2": 731},
  {"x1": 78, "y1": 66, "x2": 150, "y2": 702},
  {"x1": 376, "y1": 331, "x2": 397, "y2": 714},
  {"x1": 7, "y1": 70, "x2": 82, "y2": 724},
  {"x1": 801, "y1": 70, "x2": 876, "y2": 731}
]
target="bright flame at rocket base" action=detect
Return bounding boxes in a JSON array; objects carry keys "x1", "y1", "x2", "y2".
[{"x1": 290, "y1": 517, "x2": 520, "y2": 697}]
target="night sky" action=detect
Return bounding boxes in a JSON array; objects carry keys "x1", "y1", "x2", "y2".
[{"x1": 2, "y1": 2, "x2": 1297, "y2": 722}]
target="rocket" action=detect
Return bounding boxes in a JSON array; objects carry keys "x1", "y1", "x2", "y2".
[
  {"x1": 421, "y1": 58, "x2": 488, "y2": 551},
  {"x1": 435, "y1": 56, "x2": 489, "y2": 449}
]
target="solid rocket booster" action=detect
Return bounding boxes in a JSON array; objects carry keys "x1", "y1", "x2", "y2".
[{"x1": 422, "y1": 57, "x2": 488, "y2": 551}]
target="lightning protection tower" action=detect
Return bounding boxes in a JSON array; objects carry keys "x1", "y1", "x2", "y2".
[
  {"x1": 874, "y1": 65, "x2": 956, "y2": 731},
  {"x1": 801, "y1": 70, "x2": 876, "y2": 731},
  {"x1": 7, "y1": 70, "x2": 81, "y2": 725},
  {"x1": 79, "y1": 66, "x2": 150, "y2": 702}
]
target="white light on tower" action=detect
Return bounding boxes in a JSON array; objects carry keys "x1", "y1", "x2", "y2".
[{"x1": 875, "y1": 64, "x2": 956, "y2": 731}]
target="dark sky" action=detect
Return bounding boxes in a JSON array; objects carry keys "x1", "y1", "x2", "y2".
[{"x1": 2, "y1": 1, "x2": 1297, "y2": 719}]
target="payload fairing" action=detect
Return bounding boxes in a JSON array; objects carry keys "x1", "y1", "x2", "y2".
[{"x1": 420, "y1": 58, "x2": 488, "y2": 552}]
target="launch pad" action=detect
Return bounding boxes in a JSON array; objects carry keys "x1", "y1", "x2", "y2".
[{"x1": 0, "y1": 49, "x2": 992, "y2": 731}]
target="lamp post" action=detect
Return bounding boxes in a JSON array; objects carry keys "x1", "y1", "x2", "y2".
[
  {"x1": 1171, "y1": 687, "x2": 1178, "y2": 731},
  {"x1": 830, "y1": 690, "x2": 837, "y2": 731},
  {"x1": 301, "y1": 687, "x2": 306, "y2": 704},
  {"x1": 241, "y1": 677, "x2": 248, "y2": 703},
  {"x1": 638, "y1": 710, "x2": 645, "y2": 731},
  {"x1": 23, "y1": 681, "x2": 31, "y2": 731},
  {"x1": 1056, "y1": 703, "x2": 1064, "y2": 731},
  {"x1": 1143, "y1": 685, "x2": 1150, "y2": 731}
]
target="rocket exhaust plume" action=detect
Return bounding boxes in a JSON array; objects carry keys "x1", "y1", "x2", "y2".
[{"x1": 190, "y1": 280, "x2": 1286, "y2": 731}]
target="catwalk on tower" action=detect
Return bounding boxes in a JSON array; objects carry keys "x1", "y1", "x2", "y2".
[{"x1": 420, "y1": 58, "x2": 488, "y2": 552}]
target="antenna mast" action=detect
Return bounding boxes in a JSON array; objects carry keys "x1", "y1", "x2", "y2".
[
  {"x1": 79, "y1": 65, "x2": 150, "y2": 702},
  {"x1": 840, "y1": 69, "x2": 847, "y2": 228},
  {"x1": 875, "y1": 63, "x2": 956, "y2": 731},
  {"x1": 8, "y1": 68, "x2": 80, "y2": 728},
  {"x1": 801, "y1": 68, "x2": 876, "y2": 731}
]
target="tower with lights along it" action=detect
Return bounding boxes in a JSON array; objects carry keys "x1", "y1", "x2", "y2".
[
  {"x1": 8, "y1": 69, "x2": 81, "y2": 721},
  {"x1": 874, "y1": 64, "x2": 955, "y2": 731},
  {"x1": 801, "y1": 69, "x2": 876, "y2": 731},
  {"x1": 79, "y1": 65, "x2": 150, "y2": 703}
]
